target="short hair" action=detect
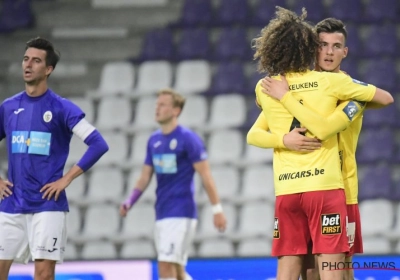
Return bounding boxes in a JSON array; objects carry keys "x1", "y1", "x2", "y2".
[
  {"x1": 25, "y1": 37, "x2": 60, "y2": 70},
  {"x1": 253, "y1": 7, "x2": 319, "y2": 75},
  {"x1": 315, "y1": 18, "x2": 347, "y2": 41},
  {"x1": 157, "y1": 88, "x2": 186, "y2": 112}
]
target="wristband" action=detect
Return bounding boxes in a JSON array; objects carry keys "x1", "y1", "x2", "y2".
[
  {"x1": 123, "y1": 189, "x2": 143, "y2": 209},
  {"x1": 212, "y1": 203, "x2": 223, "y2": 214}
]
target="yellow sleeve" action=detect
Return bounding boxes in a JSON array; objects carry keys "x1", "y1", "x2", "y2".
[
  {"x1": 281, "y1": 93, "x2": 366, "y2": 141},
  {"x1": 327, "y1": 73, "x2": 376, "y2": 102},
  {"x1": 246, "y1": 112, "x2": 286, "y2": 149}
]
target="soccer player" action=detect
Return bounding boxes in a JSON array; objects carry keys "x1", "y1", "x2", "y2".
[
  {"x1": 120, "y1": 88, "x2": 227, "y2": 280},
  {"x1": 0, "y1": 37, "x2": 109, "y2": 280},
  {"x1": 248, "y1": 7, "x2": 393, "y2": 280}
]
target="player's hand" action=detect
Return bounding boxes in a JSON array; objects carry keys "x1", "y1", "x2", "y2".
[
  {"x1": 283, "y1": 127, "x2": 322, "y2": 152},
  {"x1": 40, "y1": 176, "x2": 71, "y2": 201},
  {"x1": 0, "y1": 179, "x2": 13, "y2": 199},
  {"x1": 261, "y1": 75, "x2": 289, "y2": 101},
  {"x1": 119, "y1": 204, "x2": 130, "y2": 217},
  {"x1": 214, "y1": 212, "x2": 227, "y2": 233}
]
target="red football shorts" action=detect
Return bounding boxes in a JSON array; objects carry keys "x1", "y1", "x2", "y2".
[
  {"x1": 272, "y1": 189, "x2": 349, "y2": 256},
  {"x1": 346, "y1": 203, "x2": 363, "y2": 257}
]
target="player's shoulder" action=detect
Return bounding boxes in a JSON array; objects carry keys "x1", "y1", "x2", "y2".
[
  {"x1": 177, "y1": 125, "x2": 201, "y2": 139},
  {"x1": 2, "y1": 91, "x2": 25, "y2": 107}
]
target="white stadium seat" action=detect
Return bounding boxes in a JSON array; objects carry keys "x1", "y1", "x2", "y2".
[
  {"x1": 206, "y1": 94, "x2": 246, "y2": 130},
  {"x1": 174, "y1": 60, "x2": 211, "y2": 95},
  {"x1": 134, "y1": 60, "x2": 172, "y2": 97},
  {"x1": 96, "y1": 97, "x2": 132, "y2": 130}
]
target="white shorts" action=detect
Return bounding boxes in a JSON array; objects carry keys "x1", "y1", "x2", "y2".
[
  {"x1": 0, "y1": 211, "x2": 67, "y2": 264},
  {"x1": 154, "y1": 217, "x2": 197, "y2": 266}
]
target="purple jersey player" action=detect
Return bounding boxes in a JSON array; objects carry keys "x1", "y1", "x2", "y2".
[
  {"x1": 0, "y1": 37, "x2": 108, "y2": 280},
  {"x1": 120, "y1": 89, "x2": 227, "y2": 280}
]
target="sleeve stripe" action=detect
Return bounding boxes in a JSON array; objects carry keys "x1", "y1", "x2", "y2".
[{"x1": 72, "y1": 119, "x2": 96, "y2": 141}]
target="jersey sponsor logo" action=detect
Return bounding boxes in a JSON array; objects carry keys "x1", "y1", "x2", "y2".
[
  {"x1": 273, "y1": 218, "x2": 280, "y2": 239},
  {"x1": 321, "y1": 213, "x2": 342, "y2": 234},
  {"x1": 153, "y1": 153, "x2": 177, "y2": 174},
  {"x1": 289, "y1": 81, "x2": 318, "y2": 91},
  {"x1": 352, "y1": 79, "x2": 368, "y2": 86},
  {"x1": 13, "y1": 108, "x2": 25, "y2": 114},
  {"x1": 169, "y1": 138, "x2": 177, "y2": 150},
  {"x1": 278, "y1": 167, "x2": 325, "y2": 181},
  {"x1": 153, "y1": 140, "x2": 162, "y2": 148},
  {"x1": 11, "y1": 131, "x2": 51, "y2": 155},
  {"x1": 342, "y1": 101, "x2": 359, "y2": 121},
  {"x1": 43, "y1": 111, "x2": 52, "y2": 122}
]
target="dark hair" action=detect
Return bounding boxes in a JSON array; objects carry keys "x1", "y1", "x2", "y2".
[
  {"x1": 25, "y1": 37, "x2": 60, "y2": 70},
  {"x1": 253, "y1": 7, "x2": 319, "y2": 75},
  {"x1": 315, "y1": 18, "x2": 347, "y2": 41}
]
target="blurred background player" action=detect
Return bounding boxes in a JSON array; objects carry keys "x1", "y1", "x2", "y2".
[
  {"x1": 120, "y1": 88, "x2": 227, "y2": 280},
  {"x1": 0, "y1": 37, "x2": 109, "y2": 280},
  {"x1": 248, "y1": 7, "x2": 393, "y2": 280}
]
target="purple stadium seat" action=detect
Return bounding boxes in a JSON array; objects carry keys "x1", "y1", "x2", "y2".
[
  {"x1": 292, "y1": 0, "x2": 325, "y2": 22},
  {"x1": 362, "y1": 25, "x2": 397, "y2": 56},
  {"x1": 175, "y1": 28, "x2": 211, "y2": 60},
  {"x1": 135, "y1": 29, "x2": 174, "y2": 62},
  {"x1": 250, "y1": 0, "x2": 280, "y2": 27},
  {"x1": 358, "y1": 165, "x2": 392, "y2": 201},
  {"x1": 356, "y1": 128, "x2": 395, "y2": 164},
  {"x1": 206, "y1": 62, "x2": 247, "y2": 96},
  {"x1": 241, "y1": 100, "x2": 262, "y2": 130},
  {"x1": 247, "y1": 70, "x2": 265, "y2": 94},
  {"x1": 328, "y1": 0, "x2": 363, "y2": 22},
  {"x1": 344, "y1": 25, "x2": 363, "y2": 57},
  {"x1": 0, "y1": 0, "x2": 34, "y2": 33},
  {"x1": 363, "y1": 0, "x2": 398, "y2": 22},
  {"x1": 213, "y1": 0, "x2": 250, "y2": 26},
  {"x1": 340, "y1": 57, "x2": 360, "y2": 78},
  {"x1": 171, "y1": 0, "x2": 213, "y2": 28},
  {"x1": 213, "y1": 27, "x2": 252, "y2": 61},
  {"x1": 362, "y1": 104, "x2": 398, "y2": 129},
  {"x1": 361, "y1": 59, "x2": 397, "y2": 91}
]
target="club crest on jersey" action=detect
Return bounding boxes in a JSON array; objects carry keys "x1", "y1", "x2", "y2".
[
  {"x1": 43, "y1": 111, "x2": 52, "y2": 123},
  {"x1": 169, "y1": 138, "x2": 177, "y2": 150}
]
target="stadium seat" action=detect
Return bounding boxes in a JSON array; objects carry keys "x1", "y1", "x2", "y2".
[
  {"x1": 327, "y1": 0, "x2": 363, "y2": 22},
  {"x1": 206, "y1": 62, "x2": 247, "y2": 96},
  {"x1": 344, "y1": 25, "x2": 363, "y2": 58},
  {"x1": 173, "y1": 60, "x2": 211, "y2": 95},
  {"x1": 356, "y1": 128, "x2": 395, "y2": 164},
  {"x1": 81, "y1": 241, "x2": 117, "y2": 259},
  {"x1": 130, "y1": 97, "x2": 158, "y2": 133},
  {"x1": 199, "y1": 166, "x2": 239, "y2": 203},
  {"x1": 120, "y1": 202, "x2": 155, "y2": 240},
  {"x1": 359, "y1": 199, "x2": 393, "y2": 237},
  {"x1": 339, "y1": 57, "x2": 360, "y2": 78},
  {"x1": 387, "y1": 202, "x2": 400, "y2": 240},
  {"x1": 96, "y1": 132, "x2": 129, "y2": 167},
  {"x1": 358, "y1": 165, "x2": 392, "y2": 201},
  {"x1": 362, "y1": 103, "x2": 398, "y2": 129},
  {"x1": 237, "y1": 238, "x2": 272, "y2": 257},
  {"x1": 135, "y1": 29, "x2": 174, "y2": 62},
  {"x1": 172, "y1": 0, "x2": 213, "y2": 28},
  {"x1": 212, "y1": 27, "x2": 252, "y2": 61},
  {"x1": 86, "y1": 62, "x2": 135, "y2": 98},
  {"x1": 126, "y1": 169, "x2": 157, "y2": 203},
  {"x1": 362, "y1": 25, "x2": 397, "y2": 56},
  {"x1": 120, "y1": 240, "x2": 156, "y2": 259},
  {"x1": 206, "y1": 94, "x2": 246, "y2": 130},
  {"x1": 243, "y1": 145, "x2": 273, "y2": 166},
  {"x1": 67, "y1": 205, "x2": 81, "y2": 238},
  {"x1": 69, "y1": 97, "x2": 95, "y2": 124},
  {"x1": 65, "y1": 135, "x2": 88, "y2": 167},
  {"x1": 247, "y1": 70, "x2": 265, "y2": 95},
  {"x1": 241, "y1": 100, "x2": 262, "y2": 130},
  {"x1": 213, "y1": 0, "x2": 250, "y2": 26},
  {"x1": 65, "y1": 174, "x2": 86, "y2": 205},
  {"x1": 198, "y1": 203, "x2": 236, "y2": 239},
  {"x1": 362, "y1": 237, "x2": 391, "y2": 254},
  {"x1": 85, "y1": 168, "x2": 125, "y2": 204},
  {"x1": 197, "y1": 238, "x2": 235, "y2": 257},
  {"x1": 92, "y1": 0, "x2": 167, "y2": 8},
  {"x1": 207, "y1": 129, "x2": 243, "y2": 165},
  {"x1": 179, "y1": 95, "x2": 208, "y2": 129},
  {"x1": 360, "y1": 58, "x2": 397, "y2": 91},
  {"x1": 64, "y1": 243, "x2": 79, "y2": 260},
  {"x1": 133, "y1": 60, "x2": 173, "y2": 98},
  {"x1": 175, "y1": 28, "x2": 211, "y2": 61},
  {"x1": 237, "y1": 201, "x2": 275, "y2": 239},
  {"x1": 128, "y1": 131, "x2": 153, "y2": 167},
  {"x1": 81, "y1": 204, "x2": 120, "y2": 241},
  {"x1": 96, "y1": 97, "x2": 132, "y2": 131},
  {"x1": 363, "y1": 0, "x2": 398, "y2": 22},
  {"x1": 0, "y1": 0, "x2": 34, "y2": 33},
  {"x1": 241, "y1": 165, "x2": 275, "y2": 203}
]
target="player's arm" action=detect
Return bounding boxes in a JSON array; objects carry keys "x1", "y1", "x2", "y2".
[
  {"x1": 246, "y1": 112, "x2": 285, "y2": 149},
  {"x1": 193, "y1": 160, "x2": 226, "y2": 232},
  {"x1": 120, "y1": 164, "x2": 154, "y2": 217},
  {"x1": 0, "y1": 103, "x2": 13, "y2": 199}
]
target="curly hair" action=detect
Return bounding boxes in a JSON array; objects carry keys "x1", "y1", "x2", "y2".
[{"x1": 253, "y1": 7, "x2": 320, "y2": 75}]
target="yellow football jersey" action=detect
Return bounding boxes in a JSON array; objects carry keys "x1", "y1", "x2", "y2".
[{"x1": 255, "y1": 70, "x2": 375, "y2": 196}]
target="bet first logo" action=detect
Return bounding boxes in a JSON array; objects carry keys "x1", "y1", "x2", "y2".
[{"x1": 321, "y1": 214, "x2": 341, "y2": 234}]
